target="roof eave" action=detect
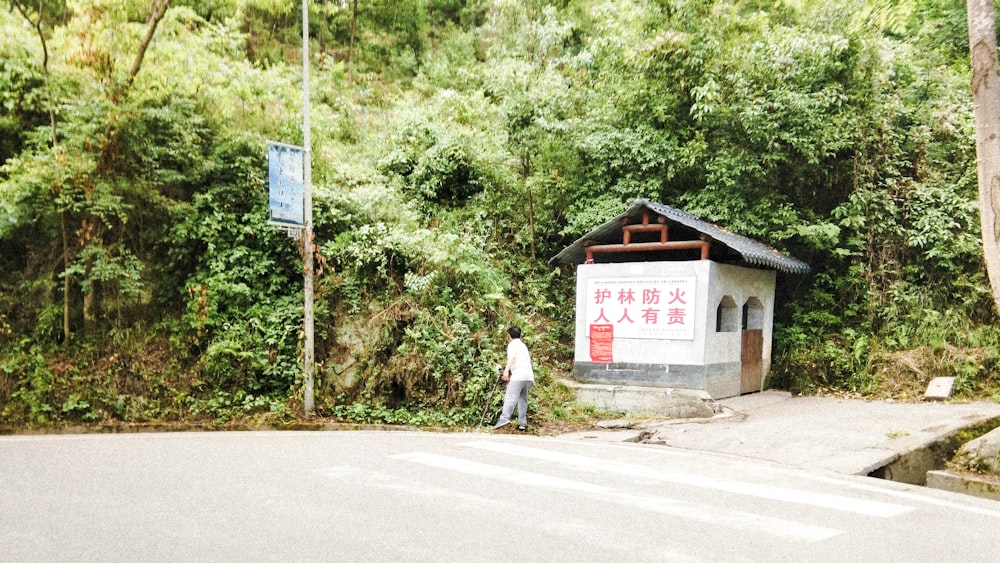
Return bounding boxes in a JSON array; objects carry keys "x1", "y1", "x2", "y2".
[{"x1": 548, "y1": 199, "x2": 811, "y2": 274}]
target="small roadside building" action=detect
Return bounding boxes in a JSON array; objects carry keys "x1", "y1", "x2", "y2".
[{"x1": 549, "y1": 199, "x2": 809, "y2": 406}]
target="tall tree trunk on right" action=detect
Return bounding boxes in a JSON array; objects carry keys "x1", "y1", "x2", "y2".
[{"x1": 968, "y1": 0, "x2": 1000, "y2": 315}]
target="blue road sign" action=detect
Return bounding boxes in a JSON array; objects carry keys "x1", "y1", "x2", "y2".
[{"x1": 267, "y1": 141, "x2": 305, "y2": 226}]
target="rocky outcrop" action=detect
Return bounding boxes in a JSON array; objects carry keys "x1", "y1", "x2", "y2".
[{"x1": 950, "y1": 426, "x2": 1000, "y2": 475}]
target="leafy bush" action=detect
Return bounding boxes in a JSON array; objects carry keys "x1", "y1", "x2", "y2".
[{"x1": 3, "y1": 0, "x2": 1000, "y2": 429}]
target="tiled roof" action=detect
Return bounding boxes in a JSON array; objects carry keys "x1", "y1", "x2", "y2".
[{"x1": 548, "y1": 198, "x2": 811, "y2": 274}]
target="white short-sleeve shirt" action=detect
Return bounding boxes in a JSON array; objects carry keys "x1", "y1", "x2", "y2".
[{"x1": 507, "y1": 338, "x2": 534, "y2": 382}]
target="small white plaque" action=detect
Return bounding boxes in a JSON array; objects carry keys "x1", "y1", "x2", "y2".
[{"x1": 924, "y1": 377, "x2": 955, "y2": 400}]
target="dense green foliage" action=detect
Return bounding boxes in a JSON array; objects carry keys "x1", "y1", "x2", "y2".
[{"x1": 1, "y1": 0, "x2": 998, "y2": 427}]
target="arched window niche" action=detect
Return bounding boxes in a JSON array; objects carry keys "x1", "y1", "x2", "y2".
[
  {"x1": 742, "y1": 297, "x2": 764, "y2": 330},
  {"x1": 716, "y1": 296, "x2": 739, "y2": 333}
]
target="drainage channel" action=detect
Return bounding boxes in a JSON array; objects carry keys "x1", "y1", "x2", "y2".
[{"x1": 868, "y1": 417, "x2": 1000, "y2": 500}]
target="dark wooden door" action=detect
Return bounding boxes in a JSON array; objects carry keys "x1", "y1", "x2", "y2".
[{"x1": 741, "y1": 329, "x2": 763, "y2": 394}]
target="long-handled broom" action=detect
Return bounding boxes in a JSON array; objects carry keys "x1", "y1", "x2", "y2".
[{"x1": 478, "y1": 366, "x2": 504, "y2": 427}]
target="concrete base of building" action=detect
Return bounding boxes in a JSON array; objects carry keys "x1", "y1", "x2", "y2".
[{"x1": 567, "y1": 380, "x2": 715, "y2": 418}]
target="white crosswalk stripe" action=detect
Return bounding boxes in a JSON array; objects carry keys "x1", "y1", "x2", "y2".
[
  {"x1": 457, "y1": 440, "x2": 913, "y2": 517},
  {"x1": 797, "y1": 472, "x2": 1000, "y2": 518},
  {"x1": 393, "y1": 451, "x2": 843, "y2": 542}
]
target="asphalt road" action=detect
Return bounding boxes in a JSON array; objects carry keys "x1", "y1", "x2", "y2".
[{"x1": 2, "y1": 430, "x2": 998, "y2": 562}]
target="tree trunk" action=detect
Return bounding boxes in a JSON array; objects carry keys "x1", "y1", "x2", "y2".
[
  {"x1": 83, "y1": 283, "x2": 96, "y2": 335},
  {"x1": 968, "y1": 0, "x2": 1000, "y2": 315},
  {"x1": 519, "y1": 149, "x2": 536, "y2": 261},
  {"x1": 61, "y1": 211, "x2": 71, "y2": 340},
  {"x1": 11, "y1": 1, "x2": 71, "y2": 339},
  {"x1": 125, "y1": 0, "x2": 171, "y2": 93},
  {"x1": 348, "y1": 0, "x2": 358, "y2": 83}
]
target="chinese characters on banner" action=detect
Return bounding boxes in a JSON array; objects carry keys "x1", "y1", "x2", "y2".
[{"x1": 586, "y1": 278, "x2": 696, "y2": 352}]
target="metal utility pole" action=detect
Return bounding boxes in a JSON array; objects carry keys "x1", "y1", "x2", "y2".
[{"x1": 302, "y1": 0, "x2": 315, "y2": 415}]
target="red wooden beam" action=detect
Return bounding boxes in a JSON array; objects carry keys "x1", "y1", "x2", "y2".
[
  {"x1": 585, "y1": 240, "x2": 710, "y2": 262},
  {"x1": 622, "y1": 220, "x2": 668, "y2": 244}
]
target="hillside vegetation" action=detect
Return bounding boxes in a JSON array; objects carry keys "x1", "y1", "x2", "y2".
[{"x1": 1, "y1": 0, "x2": 998, "y2": 429}]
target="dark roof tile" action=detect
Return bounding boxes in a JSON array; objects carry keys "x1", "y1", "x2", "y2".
[{"x1": 548, "y1": 198, "x2": 810, "y2": 274}]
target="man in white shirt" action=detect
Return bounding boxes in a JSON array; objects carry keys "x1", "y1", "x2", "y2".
[{"x1": 493, "y1": 326, "x2": 534, "y2": 431}]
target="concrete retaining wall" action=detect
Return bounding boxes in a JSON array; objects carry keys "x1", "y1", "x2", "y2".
[{"x1": 926, "y1": 470, "x2": 1000, "y2": 501}]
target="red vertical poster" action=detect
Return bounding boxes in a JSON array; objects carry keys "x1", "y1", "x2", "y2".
[{"x1": 589, "y1": 324, "x2": 614, "y2": 363}]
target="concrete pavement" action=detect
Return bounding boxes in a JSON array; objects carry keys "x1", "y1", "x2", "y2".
[{"x1": 561, "y1": 389, "x2": 1000, "y2": 477}]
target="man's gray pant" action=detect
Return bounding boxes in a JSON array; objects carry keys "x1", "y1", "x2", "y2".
[{"x1": 497, "y1": 379, "x2": 533, "y2": 427}]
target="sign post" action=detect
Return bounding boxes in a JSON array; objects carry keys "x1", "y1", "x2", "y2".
[
  {"x1": 301, "y1": 0, "x2": 314, "y2": 415},
  {"x1": 266, "y1": 3, "x2": 314, "y2": 416}
]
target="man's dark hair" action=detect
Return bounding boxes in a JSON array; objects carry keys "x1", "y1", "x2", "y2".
[{"x1": 507, "y1": 326, "x2": 522, "y2": 339}]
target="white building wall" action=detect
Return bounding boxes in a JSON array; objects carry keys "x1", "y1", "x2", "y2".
[
  {"x1": 707, "y1": 262, "x2": 776, "y2": 371},
  {"x1": 572, "y1": 260, "x2": 776, "y2": 398},
  {"x1": 574, "y1": 261, "x2": 711, "y2": 364}
]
